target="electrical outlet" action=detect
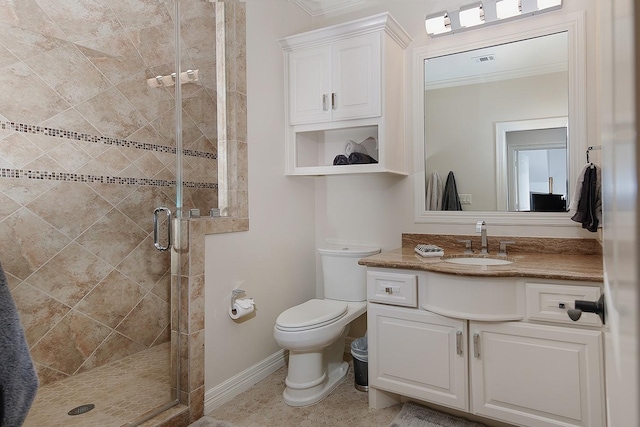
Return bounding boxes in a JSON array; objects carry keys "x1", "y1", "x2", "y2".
[{"x1": 459, "y1": 194, "x2": 472, "y2": 205}]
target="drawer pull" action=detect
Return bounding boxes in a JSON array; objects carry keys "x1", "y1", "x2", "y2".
[
  {"x1": 456, "y1": 331, "x2": 463, "y2": 356},
  {"x1": 473, "y1": 333, "x2": 480, "y2": 358},
  {"x1": 384, "y1": 287, "x2": 393, "y2": 294}
]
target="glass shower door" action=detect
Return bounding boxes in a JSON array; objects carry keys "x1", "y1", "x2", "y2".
[{"x1": 0, "y1": 0, "x2": 222, "y2": 422}]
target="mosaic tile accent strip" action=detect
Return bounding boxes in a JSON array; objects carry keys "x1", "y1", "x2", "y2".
[
  {"x1": 0, "y1": 121, "x2": 217, "y2": 160},
  {"x1": 0, "y1": 168, "x2": 218, "y2": 189}
]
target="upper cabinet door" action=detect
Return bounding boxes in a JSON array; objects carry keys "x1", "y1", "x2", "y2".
[
  {"x1": 287, "y1": 33, "x2": 381, "y2": 125},
  {"x1": 331, "y1": 33, "x2": 381, "y2": 121},
  {"x1": 288, "y1": 45, "x2": 331, "y2": 125}
]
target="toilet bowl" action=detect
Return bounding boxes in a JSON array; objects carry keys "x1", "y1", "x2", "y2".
[{"x1": 274, "y1": 244, "x2": 380, "y2": 407}]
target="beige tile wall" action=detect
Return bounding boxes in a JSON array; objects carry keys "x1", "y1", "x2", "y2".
[
  {"x1": 0, "y1": 0, "x2": 218, "y2": 391},
  {"x1": 0, "y1": 1, "x2": 247, "y2": 424}
]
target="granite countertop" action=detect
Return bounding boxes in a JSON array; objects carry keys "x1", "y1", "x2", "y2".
[{"x1": 358, "y1": 234, "x2": 604, "y2": 283}]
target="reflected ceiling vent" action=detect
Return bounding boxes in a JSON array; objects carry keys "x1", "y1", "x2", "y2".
[{"x1": 474, "y1": 54, "x2": 496, "y2": 63}]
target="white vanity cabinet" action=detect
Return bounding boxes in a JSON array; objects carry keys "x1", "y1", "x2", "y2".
[
  {"x1": 469, "y1": 321, "x2": 604, "y2": 427},
  {"x1": 368, "y1": 303, "x2": 469, "y2": 411},
  {"x1": 367, "y1": 268, "x2": 606, "y2": 427},
  {"x1": 279, "y1": 13, "x2": 412, "y2": 176}
]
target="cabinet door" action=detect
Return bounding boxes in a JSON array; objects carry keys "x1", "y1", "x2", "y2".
[
  {"x1": 368, "y1": 304, "x2": 468, "y2": 411},
  {"x1": 469, "y1": 322, "x2": 604, "y2": 427},
  {"x1": 288, "y1": 45, "x2": 331, "y2": 125},
  {"x1": 331, "y1": 33, "x2": 381, "y2": 121}
]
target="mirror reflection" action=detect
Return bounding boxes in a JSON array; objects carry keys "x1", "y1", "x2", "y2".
[{"x1": 424, "y1": 31, "x2": 568, "y2": 212}]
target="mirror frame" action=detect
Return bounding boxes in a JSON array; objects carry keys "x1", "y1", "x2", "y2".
[{"x1": 413, "y1": 10, "x2": 586, "y2": 226}]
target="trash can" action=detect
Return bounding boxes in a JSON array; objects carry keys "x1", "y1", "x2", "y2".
[{"x1": 350, "y1": 336, "x2": 368, "y2": 392}]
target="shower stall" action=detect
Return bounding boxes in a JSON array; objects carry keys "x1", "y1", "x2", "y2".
[{"x1": 0, "y1": 0, "x2": 230, "y2": 425}]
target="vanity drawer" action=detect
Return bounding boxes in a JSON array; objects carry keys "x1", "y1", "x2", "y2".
[
  {"x1": 367, "y1": 271, "x2": 417, "y2": 307},
  {"x1": 525, "y1": 282, "x2": 602, "y2": 326}
]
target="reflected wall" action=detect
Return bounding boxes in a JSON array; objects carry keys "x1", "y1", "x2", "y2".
[{"x1": 425, "y1": 71, "x2": 567, "y2": 211}]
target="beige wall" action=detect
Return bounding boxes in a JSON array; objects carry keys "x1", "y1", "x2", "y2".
[
  {"x1": 204, "y1": 0, "x2": 316, "y2": 390},
  {"x1": 204, "y1": 0, "x2": 602, "y2": 398}
]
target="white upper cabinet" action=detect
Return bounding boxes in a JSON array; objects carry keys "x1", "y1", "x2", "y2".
[
  {"x1": 287, "y1": 32, "x2": 381, "y2": 125},
  {"x1": 279, "y1": 13, "x2": 412, "y2": 176}
]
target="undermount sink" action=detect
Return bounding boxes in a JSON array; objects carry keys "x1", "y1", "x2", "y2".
[{"x1": 443, "y1": 256, "x2": 513, "y2": 266}]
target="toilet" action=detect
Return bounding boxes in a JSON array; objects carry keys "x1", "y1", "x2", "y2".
[{"x1": 273, "y1": 244, "x2": 380, "y2": 407}]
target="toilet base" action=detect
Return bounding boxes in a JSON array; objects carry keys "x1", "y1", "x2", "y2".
[
  {"x1": 281, "y1": 326, "x2": 351, "y2": 407},
  {"x1": 283, "y1": 360, "x2": 349, "y2": 407}
]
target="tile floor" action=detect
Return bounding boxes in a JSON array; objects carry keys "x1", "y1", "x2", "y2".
[
  {"x1": 24, "y1": 343, "x2": 172, "y2": 427},
  {"x1": 207, "y1": 360, "x2": 402, "y2": 427}
]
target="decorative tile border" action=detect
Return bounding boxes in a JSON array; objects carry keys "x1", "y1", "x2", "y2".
[
  {"x1": 0, "y1": 168, "x2": 218, "y2": 189},
  {"x1": 0, "y1": 121, "x2": 217, "y2": 160}
]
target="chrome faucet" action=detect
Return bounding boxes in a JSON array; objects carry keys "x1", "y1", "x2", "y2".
[{"x1": 476, "y1": 220, "x2": 488, "y2": 254}]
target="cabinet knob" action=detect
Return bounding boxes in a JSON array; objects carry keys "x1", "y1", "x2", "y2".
[{"x1": 384, "y1": 287, "x2": 393, "y2": 294}]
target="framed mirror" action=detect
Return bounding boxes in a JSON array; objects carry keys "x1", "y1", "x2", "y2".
[{"x1": 413, "y1": 11, "x2": 586, "y2": 226}]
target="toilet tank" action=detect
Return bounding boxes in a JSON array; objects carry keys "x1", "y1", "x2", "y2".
[{"x1": 318, "y1": 245, "x2": 381, "y2": 302}]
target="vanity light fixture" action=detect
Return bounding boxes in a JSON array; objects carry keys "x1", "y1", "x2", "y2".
[
  {"x1": 425, "y1": 0, "x2": 562, "y2": 37},
  {"x1": 496, "y1": 0, "x2": 521, "y2": 19},
  {"x1": 459, "y1": 2, "x2": 485, "y2": 28},
  {"x1": 425, "y1": 11, "x2": 451, "y2": 35}
]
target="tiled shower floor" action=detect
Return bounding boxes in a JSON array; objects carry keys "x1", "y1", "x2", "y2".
[{"x1": 24, "y1": 342, "x2": 172, "y2": 427}]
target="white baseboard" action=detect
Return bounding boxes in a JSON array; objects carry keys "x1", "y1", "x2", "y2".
[{"x1": 204, "y1": 349, "x2": 287, "y2": 415}]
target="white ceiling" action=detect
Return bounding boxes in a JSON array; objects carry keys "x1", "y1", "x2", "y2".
[
  {"x1": 289, "y1": 0, "x2": 372, "y2": 16},
  {"x1": 425, "y1": 31, "x2": 568, "y2": 89}
]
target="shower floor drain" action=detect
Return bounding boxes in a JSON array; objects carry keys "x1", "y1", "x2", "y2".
[{"x1": 68, "y1": 404, "x2": 95, "y2": 416}]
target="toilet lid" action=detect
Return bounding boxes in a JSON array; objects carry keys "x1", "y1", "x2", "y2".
[{"x1": 276, "y1": 299, "x2": 348, "y2": 332}]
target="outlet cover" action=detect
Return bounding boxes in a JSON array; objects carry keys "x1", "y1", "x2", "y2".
[{"x1": 459, "y1": 194, "x2": 472, "y2": 205}]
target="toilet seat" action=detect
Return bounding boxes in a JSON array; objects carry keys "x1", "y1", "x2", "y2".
[{"x1": 275, "y1": 299, "x2": 348, "y2": 332}]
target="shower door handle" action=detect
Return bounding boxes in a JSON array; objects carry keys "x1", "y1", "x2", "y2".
[{"x1": 153, "y1": 207, "x2": 172, "y2": 251}]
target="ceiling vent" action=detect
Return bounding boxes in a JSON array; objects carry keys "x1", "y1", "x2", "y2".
[{"x1": 474, "y1": 54, "x2": 496, "y2": 63}]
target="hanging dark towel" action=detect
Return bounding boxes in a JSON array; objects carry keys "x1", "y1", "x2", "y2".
[
  {"x1": 571, "y1": 166, "x2": 599, "y2": 232},
  {"x1": 0, "y1": 261, "x2": 39, "y2": 427},
  {"x1": 333, "y1": 154, "x2": 349, "y2": 165},
  {"x1": 441, "y1": 171, "x2": 462, "y2": 211},
  {"x1": 347, "y1": 152, "x2": 378, "y2": 164}
]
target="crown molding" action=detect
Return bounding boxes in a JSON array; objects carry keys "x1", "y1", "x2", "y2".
[{"x1": 289, "y1": 0, "x2": 368, "y2": 16}]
